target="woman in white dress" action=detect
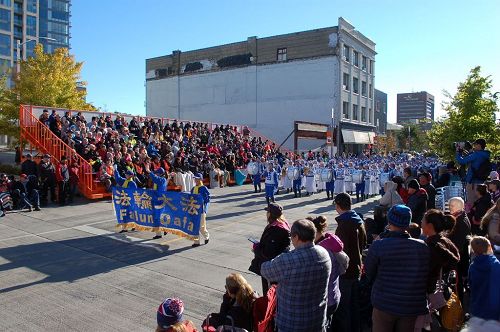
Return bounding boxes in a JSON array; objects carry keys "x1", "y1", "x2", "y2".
[{"x1": 334, "y1": 164, "x2": 346, "y2": 194}]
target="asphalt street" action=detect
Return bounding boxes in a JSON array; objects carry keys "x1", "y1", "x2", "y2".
[{"x1": 0, "y1": 184, "x2": 378, "y2": 331}]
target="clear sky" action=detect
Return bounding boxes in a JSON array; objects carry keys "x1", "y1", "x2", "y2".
[{"x1": 71, "y1": 0, "x2": 500, "y2": 123}]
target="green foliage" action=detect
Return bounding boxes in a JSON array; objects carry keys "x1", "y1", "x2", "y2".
[
  {"x1": 0, "y1": 44, "x2": 93, "y2": 139},
  {"x1": 396, "y1": 123, "x2": 429, "y2": 152},
  {"x1": 428, "y1": 66, "x2": 500, "y2": 161}
]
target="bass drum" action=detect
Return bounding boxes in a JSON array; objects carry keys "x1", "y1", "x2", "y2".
[
  {"x1": 320, "y1": 168, "x2": 333, "y2": 182},
  {"x1": 287, "y1": 167, "x2": 300, "y2": 180},
  {"x1": 352, "y1": 171, "x2": 363, "y2": 184},
  {"x1": 247, "y1": 162, "x2": 258, "y2": 175}
]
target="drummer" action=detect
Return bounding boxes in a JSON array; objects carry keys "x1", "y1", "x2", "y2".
[
  {"x1": 263, "y1": 162, "x2": 279, "y2": 205},
  {"x1": 325, "y1": 160, "x2": 335, "y2": 200},
  {"x1": 251, "y1": 157, "x2": 263, "y2": 193},
  {"x1": 304, "y1": 162, "x2": 316, "y2": 196},
  {"x1": 292, "y1": 160, "x2": 303, "y2": 198},
  {"x1": 354, "y1": 164, "x2": 366, "y2": 203}
]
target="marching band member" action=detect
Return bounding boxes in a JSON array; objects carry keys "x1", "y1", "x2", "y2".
[
  {"x1": 317, "y1": 161, "x2": 326, "y2": 193},
  {"x1": 274, "y1": 160, "x2": 282, "y2": 195},
  {"x1": 114, "y1": 165, "x2": 137, "y2": 233},
  {"x1": 325, "y1": 161, "x2": 335, "y2": 200},
  {"x1": 282, "y1": 160, "x2": 292, "y2": 193},
  {"x1": 369, "y1": 164, "x2": 381, "y2": 197},
  {"x1": 334, "y1": 163, "x2": 345, "y2": 194},
  {"x1": 363, "y1": 164, "x2": 371, "y2": 201},
  {"x1": 191, "y1": 173, "x2": 210, "y2": 247},
  {"x1": 344, "y1": 162, "x2": 354, "y2": 195},
  {"x1": 292, "y1": 160, "x2": 303, "y2": 198},
  {"x1": 263, "y1": 163, "x2": 279, "y2": 205},
  {"x1": 304, "y1": 162, "x2": 316, "y2": 196},
  {"x1": 354, "y1": 164, "x2": 366, "y2": 203},
  {"x1": 252, "y1": 157, "x2": 263, "y2": 193},
  {"x1": 145, "y1": 164, "x2": 171, "y2": 240}
]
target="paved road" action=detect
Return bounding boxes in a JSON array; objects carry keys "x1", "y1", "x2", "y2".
[{"x1": 0, "y1": 184, "x2": 378, "y2": 331}]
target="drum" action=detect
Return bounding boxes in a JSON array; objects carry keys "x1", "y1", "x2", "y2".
[
  {"x1": 287, "y1": 167, "x2": 300, "y2": 180},
  {"x1": 380, "y1": 172, "x2": 390, "y2": 185},
  {"x1": 352, "y1": 171, "x2": 363, "y2": 183},
  {"x1": 320, "y1": 168, "x2": 333, "y2": 182},
  {"x1": 247, "y1": 162, "x2": 258, "y2": 175},
  {"x1": 345, "y1": 175, "x2": 353, "y2": 182}
]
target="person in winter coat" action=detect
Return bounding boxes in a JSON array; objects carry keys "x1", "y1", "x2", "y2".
[
  {"x1": 468, "y1": 236, "x2": 500, "y2": 321},
  {"x1": 406, "y1": 179, "x2": 428, "y2": 225},
  {"x1": 365, "y1": 205, "x2": 430, "y2": 332},
  {"x1": 21, "y1": 153, "x2": 38, "y2": 178},
  {"x1": 249, "y1": 202, "x2": 291, "y2": 295},
  {"x1": 481, "y1": 200, "x2": 500, "y2": 248},
  {"x1": 419, "y1": 172, "x2": 437, "y2": 210},
  {"x1": 456, "y1": 138, "x2": 491, "y2": 206},
  {"x1": 332, "y1": 192, "x2": 367, "y2": 332},
  {"x1": 378, "y1": 181, "x2": 404, "y2": 208},
  {"x1": 447, "y1": 197, "x2": 472, "y2": 303},
  {"x1": 486, "y1": 179, "x2": 500, "y2": 203},
  {"x1": 55, "y1": 156, "x2": 70, "y2": 206},
  {"x1": 422, "y1": 209, "x2": 460, "y2": 294},
  {"x1": 469, "y1": 184, "x2": 494, "y2": 235},
  {"x1": 310, "y1": 215, "x2": 349, "y2": 332},
  {"x1": 205, "y1": 273, "x2": 257, "y2": 331}
]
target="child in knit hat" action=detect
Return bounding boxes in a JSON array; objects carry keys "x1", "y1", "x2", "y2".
[{"x1": 156, "y1": 297, "x2": 197, "y2": 332}]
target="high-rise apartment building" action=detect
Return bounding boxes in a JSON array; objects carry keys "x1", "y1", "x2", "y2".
[
  {"x1": 397, "y1": 91, "x2": 434, "y2": 124},
  {"x1": 0, "y1": 0, "x2": 70, "y2": 76}
]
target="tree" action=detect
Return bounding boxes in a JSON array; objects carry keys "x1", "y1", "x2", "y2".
[
  {"x1": 396, "y1": 123, "x2": 429, "y2": 152},
  {"x1": 428, "y1": 66, "x2": 500, "y2": 161},
  {"x1": 0, "y1": 44, "x2": 93, "y2": 139}
]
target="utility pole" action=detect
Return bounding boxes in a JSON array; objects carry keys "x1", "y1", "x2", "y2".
[{"x1": 331, "y1": 108, "x2": 334, "y2": 157}]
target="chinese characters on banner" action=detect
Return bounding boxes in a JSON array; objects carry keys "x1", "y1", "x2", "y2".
[{"x1": 112, "y1": 187, "x2": 203, "y2": 240}]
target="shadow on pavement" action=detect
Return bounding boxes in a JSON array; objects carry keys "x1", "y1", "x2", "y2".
[{"x1": 0, "y1": 233, "x2": 191, "y2": 294}]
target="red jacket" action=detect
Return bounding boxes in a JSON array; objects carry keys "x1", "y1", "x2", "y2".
[{"x1": 55, "y1": 164, "x2": 69, "y2": 182}]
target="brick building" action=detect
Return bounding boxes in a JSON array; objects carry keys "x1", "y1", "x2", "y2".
[{"x1": 146, "y1": 17, "x2": 376, "y2": 153}]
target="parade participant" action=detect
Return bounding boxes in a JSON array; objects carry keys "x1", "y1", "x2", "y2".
[
  {"x1": 325, "y1": 161, "x2": 335, "y2": 200},
  {"x1": 146, "y1": 163, "x2": 170, "y2": 240},
  {"x1": 304, "y1": 162, "x2": 316, "y2": 196},
  {"x1": 274, "y1": 159, "x2": 282, "y2": 194},
  {"x1": 252, "y1": 157, "x2": 263, "y2": 193},
  {"x1": 38, "y1": 154, "x2": 57, "y2": 206},
  {"x1": 282, "y1": 160, "x2": 292, "y2": 193},
  {"x1": 114, "y1": 165, "x2": 137, "y2": 233},
  {"x1": 334, "y1": 163, "x2": 345, "y2": 194},
  {"x1": 292, "y1": 160, "x2": 303, "y2": 198},
  {"x1": 191, "y1": 173, "x2": 210, "y2": 247},
  {"x1": 344, "y1": 162, "x2": 354, "y2": 195},
  {"x1": 363, "y1": 164, "x2": 371, "y2": 201},
  {"x1": 263, "y1": 163, "x2": 279, "y2": 205},
  {"x1": 354, "y1": 165, "x2": 366, "y2": 203}
]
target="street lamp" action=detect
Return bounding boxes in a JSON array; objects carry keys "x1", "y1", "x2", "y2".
[{"x1": 16, "y1": 37, "x2": 57, "y2": 73}]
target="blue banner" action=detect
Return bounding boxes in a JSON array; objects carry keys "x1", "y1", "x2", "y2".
[{"x1": 112, "y1": 187, "x2": 203, "y2": 240}]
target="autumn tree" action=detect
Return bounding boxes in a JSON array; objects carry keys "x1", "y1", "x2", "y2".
[
  {"x1": 428, "y1": 66, "x2": 499, "y2": 161},
  {"x1": 0, "y1": 44, "x2": 93, "y2": 138}
]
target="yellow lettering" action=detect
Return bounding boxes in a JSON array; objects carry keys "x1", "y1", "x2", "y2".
[
  {"x1": 174, "y1": 217, "x2": 181, "y2": 227},
  {"x1": 160, "y1": 214, "x2": 171, "y2": 226},
  {"x1": 187, "y1": 222, "x2": 194, "y2": 232},
  {"x1": 120, "y1": 209, "x2": 127, "y2": 220}
]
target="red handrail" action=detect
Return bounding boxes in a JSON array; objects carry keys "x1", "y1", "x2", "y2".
[{"x1": 19, "y1": 104, "x2": 110, "y2": 199}]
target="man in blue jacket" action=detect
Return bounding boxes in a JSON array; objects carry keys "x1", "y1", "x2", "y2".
[
  {"x1": 469, "y1": 236, "x2": 500, "y2": 321},
  {"x1": 456, "y1": 138, "x2": 491, "y2": 206},
  {"x1": 365, "y1": 205, "x2": 430, "y2": 332}
]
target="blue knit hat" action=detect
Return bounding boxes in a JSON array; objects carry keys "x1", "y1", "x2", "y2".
[{"x1": 387, "y1": 205, "x2": 412, "y2": 228}]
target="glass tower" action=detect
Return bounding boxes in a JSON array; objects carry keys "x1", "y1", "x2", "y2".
[{"x1": 0, "y1": 0, "x2": 71, "y2": 79}]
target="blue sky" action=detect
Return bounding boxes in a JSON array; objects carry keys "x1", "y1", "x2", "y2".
[{"x1": 71, "y1": 0, "x2": 500, "y2": 123}]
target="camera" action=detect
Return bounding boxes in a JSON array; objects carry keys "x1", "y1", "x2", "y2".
[{"x1": 453, "y1": 141, "x2": 472, "y2": 152}]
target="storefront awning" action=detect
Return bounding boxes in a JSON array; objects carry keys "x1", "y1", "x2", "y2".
[{"x1": 341, "y1": 129, "x2": 373, "y2": 144}]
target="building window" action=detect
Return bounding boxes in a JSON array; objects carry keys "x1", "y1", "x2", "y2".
[
  {"x1": 353, "y1": 50, "x2": 359, "y2": 67},
  {"x1": 376, "y1": 100, "x2": 381, "y2": 112},
  {"x1": 370, "y1": 60, "x2": 374, "y2": 74},
  {"x1": 352, "y1": 104, "x2": 359, "y2": 121},
  {"x1": 361, "y1": 106, "x2": 367, "y2": 122},
  {"x1": 361, "y1": 81, "x2": 367, "y2": 97},
  {"x1": 27, "y1": 15, "x2": 36, "y2": 36},
  {"x1": 0, "y1": 33, "x2": 10, "y2": 56},
  {"x1": 0, "y1": 8, "x2": 10, "y2": 32},
  {"x1": 362, "y1": 56, "x2": 367, "y2": 71},
  {"x1": 27, "y1": 0, "x2": 37, "y2": 13},
  {"x1": 342, "y1": 101, "x2": 349, "y2": 119},
  {"x1": 369, "y1": 84, "x2": 373, "y2": 98},
  {"x1": 343, "y1": 45, "x2": 350, "y2": 62},
  {"x1": 369, "y1": 108, "x2": 373, "y2": 124},
  {"x1": 342, "y1": 73, "x2": 350, "y2": 91},
  {"x1": 277, "y1": 48, "x2": 287, "y2": 62},
  {"x1": 0, "y1": 0, "x2": 11, "y2": 7},
  {"x1": 353, "y1": 77, "x2": 359, "y2": 94}
]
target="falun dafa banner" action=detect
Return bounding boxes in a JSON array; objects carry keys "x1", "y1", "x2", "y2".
[{"x1": 112, "y1": 187, "x2": 203, "y2": 240}]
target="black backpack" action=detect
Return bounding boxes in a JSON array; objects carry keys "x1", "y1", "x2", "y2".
[{"x1": 473, "y1": 159, "x2": 492, "y2": 181}]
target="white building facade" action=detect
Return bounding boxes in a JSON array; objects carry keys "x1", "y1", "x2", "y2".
[{"x1": 146, "y1": 17, "x2": 376, "y2": 153}]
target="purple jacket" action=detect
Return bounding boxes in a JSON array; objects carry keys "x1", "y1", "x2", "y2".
[{"x1": 317, "y1": 232, "x2": 344, "y2": 308}]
